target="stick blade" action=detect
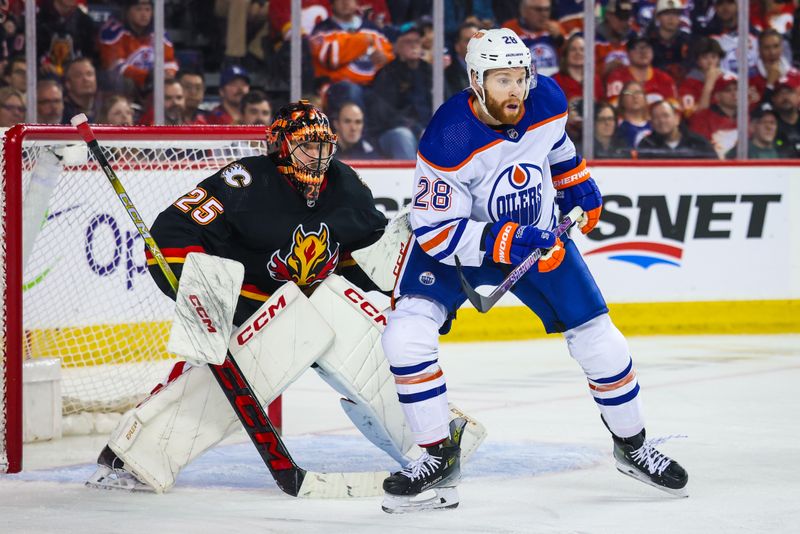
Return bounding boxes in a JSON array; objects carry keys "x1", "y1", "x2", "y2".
[{"x1": 454, "y1": 256, "x2": 494, "y2": 313}]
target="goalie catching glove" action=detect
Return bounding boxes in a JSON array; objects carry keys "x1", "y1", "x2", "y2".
[{"x1": 484, "y1": 219, "x2": 565, "y2": 272}]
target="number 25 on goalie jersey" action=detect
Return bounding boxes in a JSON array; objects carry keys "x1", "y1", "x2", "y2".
[{"x1": 409, "y1": 76, "x2": 588, "y2": 268}]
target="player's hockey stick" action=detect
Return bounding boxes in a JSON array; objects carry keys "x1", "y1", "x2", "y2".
[
  {"x1": 454, "y1": 207, "x2": 584, "y2": 313},
  {"x1": 70, "y1": 114, "x2": 388, "y2": 498}
]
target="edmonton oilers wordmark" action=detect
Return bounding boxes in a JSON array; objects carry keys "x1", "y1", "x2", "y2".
[{"x1": 488, "y1": 162, "x2": 544, "y2": 227}]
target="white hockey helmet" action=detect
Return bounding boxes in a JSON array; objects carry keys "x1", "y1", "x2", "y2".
[{"x1": 465, "y1": 28, "x2": 536, "y2": 115}]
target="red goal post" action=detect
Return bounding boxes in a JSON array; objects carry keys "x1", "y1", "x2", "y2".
[{"x1": 1, "y1": 124, "x2": 282, "y2": 473}]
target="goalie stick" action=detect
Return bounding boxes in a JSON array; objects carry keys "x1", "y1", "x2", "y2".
[
  {"x1": 454, "y1": 206, "x2": 584, "y2": 313},
  {"x1": 70, "y1": 114, "x2": 388, "y2": 498}
]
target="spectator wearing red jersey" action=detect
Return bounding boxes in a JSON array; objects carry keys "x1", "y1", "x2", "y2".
[
  {"x1": 552, "y1": 34, "x2": 603, "y2": 103},
  {"x1": 310, "y1": 0, "x2": 393, "y2": 115},
  {"x1": 678, "y1": 37, "x2": 726, "y2": 117},
  {"x1": 646, "y1": 0, "x2": 692, "y2": 83},
  {"x1": 616, "y1": 80, "x2": 652, "y2": 149},
  {"x1": 99, "y1": 0, "x2": 178, "y2": 94},
  {"x1": 207, "y1": 64, "x2": 251, "y2": 125},
  {"x1": 750, "y1": 29, "x2": 800, "y2": 110},
  {"x1": 596, "y1": 0, "x2": 635, "y2": 76},
  {"x1": 605, "y1": 35, "x2": 679, "y2": 107},
  {"x1": 502, "y1": 0, "x2": 563, "y2": 77},
  {"x1": 688, "y1": 73, "x2": 739, "y2": 159}
]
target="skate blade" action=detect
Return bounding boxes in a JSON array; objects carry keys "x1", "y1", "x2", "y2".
[
  {"x1": 616, "y1": 463, "x2": 688, "y2": 498},
  {"x1": 85, "y1": 465, "x2": 154, "y2": 493},
  {"x1": 381, "y1": 487, "x2": 459, "y2": 514}
]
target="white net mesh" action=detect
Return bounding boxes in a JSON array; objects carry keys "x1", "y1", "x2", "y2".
[{"x1": 1, "y1": 128, "x2": 267, "y2": 471}]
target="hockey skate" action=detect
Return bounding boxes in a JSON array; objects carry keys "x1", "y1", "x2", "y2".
[
  {"x1": 612, "y1": 429, "x2": 688, "y2": 498},
  {"x1": 85, "y1": 446, "x2": 153, "y2": 492},
  {"x1": 381, "y1": 417, "x2": 466, "y2": 514}
]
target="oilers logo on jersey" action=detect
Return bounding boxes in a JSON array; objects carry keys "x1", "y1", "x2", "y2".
[{"x1": 489, "y1": 163, "x2": 544, "y2": 227}]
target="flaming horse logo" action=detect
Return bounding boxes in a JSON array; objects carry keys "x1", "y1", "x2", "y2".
[{"x1": 268, "y1": 223, "x2": 339, "y2": 287}]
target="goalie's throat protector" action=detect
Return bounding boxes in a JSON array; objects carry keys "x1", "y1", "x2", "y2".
[{"x1": 268, "y1": 100, "x2": 338, "y2": 207}]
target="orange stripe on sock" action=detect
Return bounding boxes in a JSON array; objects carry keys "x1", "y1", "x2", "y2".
[
  {"x1": 588, "y1": 370, "x2": 636, "y2": 392},
  {"x1": 394, "y1": 368, "x2": 443, "y2": 385}
]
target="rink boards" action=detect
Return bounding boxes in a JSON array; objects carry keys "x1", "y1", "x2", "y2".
[{"x1": 355, "y1": 161, "x2": 800, "y2": 340}]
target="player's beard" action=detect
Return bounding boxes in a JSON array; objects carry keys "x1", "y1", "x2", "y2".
[{"x1": 485, "y1": 93, "x2": 523, "y2": 124}]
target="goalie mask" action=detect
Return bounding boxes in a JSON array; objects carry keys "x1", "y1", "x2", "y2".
[{"x1": 268, "y1": 100, "x2": 338, "y2": 207}]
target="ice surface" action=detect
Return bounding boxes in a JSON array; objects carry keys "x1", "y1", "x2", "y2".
[{"x1": 2, "y1": 334, "x2": 799, "y2": 533}]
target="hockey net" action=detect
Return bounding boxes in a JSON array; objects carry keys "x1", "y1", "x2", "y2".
[{"x1": 1, "y1": 124, "x2": 280, "y2": 473}]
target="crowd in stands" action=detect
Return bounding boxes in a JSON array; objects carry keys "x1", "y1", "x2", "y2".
[{"x1": 0, "y1": 0, "x2": 799, "y2": 160}]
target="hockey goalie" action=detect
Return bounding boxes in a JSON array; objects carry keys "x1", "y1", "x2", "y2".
[{"x1": 85, "y1": 101, "x2": 485, "y2": 497}]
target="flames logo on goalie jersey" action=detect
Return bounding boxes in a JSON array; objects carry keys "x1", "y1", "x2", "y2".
[{"x1": 267, "y1": 223, "x2": 339, "y2": 287}]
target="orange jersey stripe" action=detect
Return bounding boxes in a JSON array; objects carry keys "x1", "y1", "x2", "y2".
[{"x1": 420, "y1": 224, "x2": 454, "y2": 252}]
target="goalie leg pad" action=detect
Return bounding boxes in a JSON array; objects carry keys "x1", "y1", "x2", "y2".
[
  {"x1": 309, "y1": 276, "x2": 487, "y2": 465},
  {"x1": 107, "y1": 282, "x2": 334, "y2": 492}
]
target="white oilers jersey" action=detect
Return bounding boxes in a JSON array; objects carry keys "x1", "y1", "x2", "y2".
[{"x1": 410, "y1": 75, "x2": 587, "y2": 267}]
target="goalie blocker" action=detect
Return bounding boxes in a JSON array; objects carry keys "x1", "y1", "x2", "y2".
[{"x1": 88, "y1": 262, "x2": 485, "y2": 495}]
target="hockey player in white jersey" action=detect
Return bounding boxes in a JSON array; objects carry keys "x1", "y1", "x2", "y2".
[{"x1": 380, "y1": 28, "x2": 688, "y2": 513}]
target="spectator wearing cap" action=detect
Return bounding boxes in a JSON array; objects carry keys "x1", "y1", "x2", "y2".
[
  {"x1": 750, "y1": 29, "x2": 800, "y2": 110},
  {"x1": 208, "y1": 65, "x2": 251, "y2": 125},
  {"x1": 596, "y1": 0, "x2": 636, "y2": 76},
  {"x1": 368, "y1": 22, "x2": 431, "y2": 159},
  {"x1": 688, "y1": 73, "x2": 739, "y2": 159},
  {"x1": 310, "y1": 0, "x2": 394, "y2": 115},
  {"x1": 445, "y1": 22, "x2": 479, "y2": 99},
  {"x1": 36, "y1": 0, "x2": 99, "y2": 78},
  {"x1": 501, "y1": 0, "x2": 563, "y2": 77},
  {"x1": 646, "y1": 0, "x2": 692, "y2": 83},
  {"x1": 616, "y1": 80, "x2": 653, "y2": 149},
  {"x1": 771, "y1": 80, "x2": 800, "y2": 157},
  {"x1": 638, "y1": 100, "x2": 717, "y2": 159},
  {"x1": 553, "y1": 34, "x2": 603, "y2": 103},
  {"x1": 678, "y1": 37, "x2": 726, "y2": 118},
  {"x1": 237, "y1": 89, "x2": 272, "y2": 125},
  {"x1": 99, "y1": 0, "x2": 179, "y2": 94},
  {"x1": 726, "y1": 103, "x2": 788, "y2": 159},
  {"x1": 703, "y1": 0, "x2": 758, "y2": 73},
  {"x1": 178, "y1": 69, "x2": 209, "y2": 124},
  {"x1": 333, "y1": 101, "x2": 377, "y2": 160},
  {"x1": 36, "y1": 79, "x2": 65, "y2": 124},
  {"x1": 605, "y1": 35, "x2": 678, "y2": 107}
]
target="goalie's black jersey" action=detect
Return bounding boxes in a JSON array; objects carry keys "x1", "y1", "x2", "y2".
[{"x1": 145, "y1": 155, "x2": 387, "y2": 323}]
